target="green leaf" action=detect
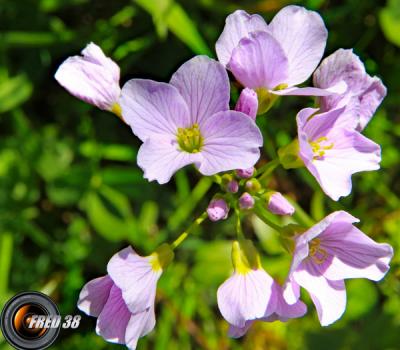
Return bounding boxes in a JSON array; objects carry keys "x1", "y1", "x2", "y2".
[
  {"x1": 192, "y1": 240, "x2": 231, "y2": 286},
  {"x1": 135, "y1": 0, "x2": 211, "y2": 55},
  {"x1": 0, "y1": 74, "x2": 32, "y2": 113},
  {"x1": 84, "y1": 185, "x2": 136, "y2": 242},
  {"x1": 380, "y1": 0, "x2": 400, "y2": 47}
]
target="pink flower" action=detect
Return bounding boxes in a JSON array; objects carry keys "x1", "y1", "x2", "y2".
[
  {"x1": 283, "y1": 211, "x2": 393, "y2": 326},
  {"x1": 216, "y1": 6, "x2": 346, "y2": 100},
  {"x1": 267, "y1": 192, "x2": 295, "y2": 216},
  {"x1": 55, "y1": 43, "x2": 121, "y2": 113},
  {"x1": 228, "y1": 280, "x2": 307, "y2": 338},
  {"x1": 314, "y1": 49, "x2": 386, "y2": 131},
  {"x1": 297, "y1": 106, "x2": 381, "y2": 200},
  {"x1": 78, "y1": 245, "x2": 174, "y2": 349},
  {"x1": 207, "y1": 198, "x2": 229, "y2": 221},
  {"x1": 120, "y1": 56, "x2": 263, "y2": 184},
  {"x1": 217, "y1": 240, "x2": 275, "y2": 329},
  {"x1": 235, "y1": 88, "x2": 258, "y2": 120}
]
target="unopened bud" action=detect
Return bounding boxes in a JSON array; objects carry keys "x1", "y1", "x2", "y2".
[
  {"x1": 235, "y1": 88, "x2": 258, "y2": 120},
  {"x1": 266, "y1": 192, "x2": 295, "y2": 216},
  {"x1": 245, "y1": 178, "x2": 262, "y2": 194},
  {"x1": 207, "y1": 198, "x2": 229, "y2": 222},
  {"x1": 236, "y1": 167, "x2": 255, "y2": 179},
  {"x1": 227, "y1": 180, "x2": 239, "y2": 193},
  {"x1": 239, "y1": 192, "x2": 255, "y2": 210}
]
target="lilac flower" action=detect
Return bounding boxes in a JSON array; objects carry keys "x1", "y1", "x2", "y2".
[
  {"x1": 236, "y1": 167, "x2": 255, "y2": 179},
  {"x1": 228, "y1": 280, "x2": 307, "y2": 338},
  {"x1": 267, "y1": 192, "x2": 295, "y2": 216},
  {"x1": 207, "y1": 198, "x2": 229, "y2": 221},
  {"x1": 314, "y1": 49, "x2": 387, "y2": 131},
  {"x1": 120, "y1": 56, "x2": 263, "y2": 184},
  {"x1": 235, "y1": 88, "x2": 258, "y2": 120},
  {"x1": 78, "y1": 245, "x2": 174, "y2": 349},
  {"x1": 216, "y1": 6, "x2": 346, "y2": 108},
  {"x1": 297, "y1": 106, "x2": 381, "y2": 200},
  {"x1": 283, "y1": 211, "x2": 393, "y2": 326},
  {"x1": 55, "y1": 43, "x2": 121, "y2": 114},
  {"x1": 217, "y1": 240, "x2": 275, "y2": 329},
  {"x1": 239, "y1": 192, "x2": 255, "y2": 210}
]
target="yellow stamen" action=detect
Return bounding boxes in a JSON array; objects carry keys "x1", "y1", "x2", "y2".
[
  {"x1": 309, "y1": 137, "x2": 334, "y2": 160},
  {"x1": 176, "y1": 123, "x2": 204, "y2": 153}
]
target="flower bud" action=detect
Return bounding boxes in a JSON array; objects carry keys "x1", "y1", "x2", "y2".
[
  {"x1": 239, "y1": 192, "x2": 255, "y2": 210},
  {"x1": 266, "y1": 192, "x2": 295, "y2": 216},
  {"x1": 207, "y1": 198, "x2": 229, "y2": 222},
  {"x1": 245, "y1": 178, "x2": 262, "y2": 194},
  {"x1": 236, "y1": 167, "x2": 255, "y2": 179},
  {"x1": 227, "y1": 180, "x2": 239, "y2": 193},
  {"x1": 235, "y1": 88, "x2": 258, "y2": 120}
]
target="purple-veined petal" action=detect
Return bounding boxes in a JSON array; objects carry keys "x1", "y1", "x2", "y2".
[
  {"x1": 197, "y1": 110, "x2": 262, "y2": 176},
  {"x1": 309, "y1": 129, "x2": 381, "y2": 200},
  {"x1": 286, "y1": 211, "x2": 359, "y2": 289},
  {"x1": 298, "y1": 105, "x2": 345, "y2": 141},
  {"x1": 293, "y1": 261, "x2": 346, "y2": 326},
  {"x1": 283, "y1": 278, "x2": 301, "y2": 305},
  {"x1": 313, "y1": 49, "x2": 387, "y2": 131},
  {"x1": 229, "y1": 31, "x2": 289, "y2": 89},
  {"x1": 125, "y1": 307, "x2": 156, "y2": 350},
  {"x1": 228, "y1": 321, "x2": 254, "y2": 339},
  {"x1": 321, "y1": 223, "x2": 393, "y2": 281},
  {"x1": 263, "y1": 281, "x2": 307, "y2": 322},
  {"x1": 107, "y1": 246, "x2": 160, "y2": 314},
  {"x1": 269, "y1": 5, "x2": 327, "y2": 87},
  {"x1": 357, "y1": 78, "x2": 386, "y2": 130},
  {"x1": 216, "y1": 10, "x2": 268, "y2": 67},
  {"x1": 120, "y1": 79, "x2": 190, "y2": 142},
  {"x1": 96, "y1": 285, "x2": 131, "y2": 344},
  {"x1": 78, "y1": 275, "x2": 114, "y2": 317},
  {"x1": 137, "y1": 137, "x2": 200, "y2": 184},
  {"x1": 82, "y1": 42, "x2": 120, "y2": 81},
  {"x1": 170, "y1": 55, "x2": 230, "y2": 125},
  {"x1": 55, "y1": 43, "x2": 121, "y2": 111},
  {"x1": 271, "y1": 81, "x2": 347, "y2": 96},
  {"x1": 217, "y1": 269, "x2": 274, "y2": 328}
]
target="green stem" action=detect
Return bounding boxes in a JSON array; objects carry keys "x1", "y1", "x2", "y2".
[
  {"x1": 171, "y1": 212, "x2": 208, "y2": 249},
  {"x1": 234, "y1": 206, "x2": 245, "y2": 241},
  {"x1": 0, "y1": 232, "x2": 13, "y2": 297},
  {"x1": 167, "y1": 177, "x2": 212, "y2": 231},
  {"x1": 257, "y1": 159, "x2": 280, "y2": 182},
  {"x1": 253, "y1": 204, "x2": 283, "y2": 233}
]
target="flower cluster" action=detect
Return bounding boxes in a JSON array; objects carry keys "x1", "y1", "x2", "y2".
[{"x1": 55, "y1": 5, "x2": 393, "y2": 350}]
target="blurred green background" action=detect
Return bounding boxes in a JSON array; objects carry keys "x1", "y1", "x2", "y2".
[{"x1": 1, "y1": 0, "x2": 399, "y2": 349}]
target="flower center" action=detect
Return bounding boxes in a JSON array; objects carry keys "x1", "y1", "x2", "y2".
[
  {"x1": 309, "y1": 137, "x2": 334, "y2": 160},
  {"x1": 309, "y1": 238, "x2": 328, "y2": 264},
  {"x1": 176, "y1": 123, "x2": 203, "y2": 153}
]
